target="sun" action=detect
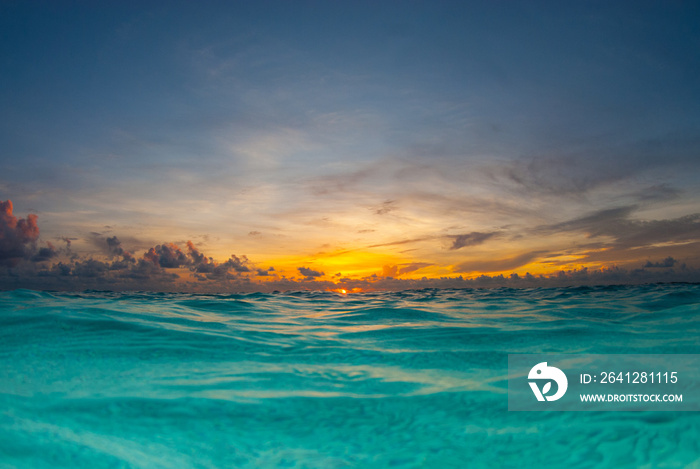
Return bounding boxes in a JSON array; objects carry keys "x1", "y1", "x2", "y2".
[{"x1": 328, "y1": 287, "x2": 365, "y2": 295}]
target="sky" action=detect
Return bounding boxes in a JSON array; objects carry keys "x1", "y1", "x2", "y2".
[{"x1": 2, "y1": 0, "x2": 700, "y2": 292}]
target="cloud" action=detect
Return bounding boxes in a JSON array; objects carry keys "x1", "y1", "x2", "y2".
[
  {"x1": 450, "y1": 231, "x2": 498, "y2": 250},
  {"x1": 643, "y1": 257, "x2": 677, "y2": 268},
  {"x1": 186, "y1": 240, "x2": 215, "y2": 271},
  {"x1": 298, "y1": 266, "x2": 324, "y2": 278},
  {"x1": 382, "y1": 265, "x2": 398, "y2": 278},
  {"x1": 87, "y1": 234, "x2": 137, "y2": 261},
  {"x1": 186, "y1": 241, "x2": 253, "y2": 278},
  {"x1": 368, "y1": 237, "x2": 434, "y2": 249},
  {"x1": 225, "y1": 255, "x2": 252, "y2": 273},
  {"x1": 503, "y1": 131, "x2": 700, "y2": 197},
  {"x1": 538, "y1": 206, "x2": 700, "y2": 250},
  {"x1": 368, "y1": 231, "x2": 497, "y2": 253},
  {"x1": 71, "y1": 258, "x2": 111, "y2": 278},
  {"x1": 633, "y1": 184, "x2": 681, "y2": 203},
  {"x1": 398, "y1": 262, "x2": 432, "y2": 275},
  {"x1": 538, "y1": 206, "x2": 637, "y2": 236},
  {"x1": 373, "y1": 200, "x2": 397, "y2": 215},
  {"x1": 106, "y1": 236, "x2": 127, "y2": 256},
  {"x1": 144, "y1": 243, "x2": 190, "y2": 268},
  {"x1": 383, "y1": 262, "x2": 433, "y2": 278},
  {"x1": 454, "y1": 251, "x2": 544, "y2": 273},
  {"x1": 0, "y1": 213, "x2": 259, "y2": 289},
  {"x1": 137, "y1": 242, "x2": 253, "y2": 279},
  {"x1": 0, "y1": 200, "x2": 43, "y2": 266},
  {"x1": 31, "y1": 242, "x2": 59, "y2": 263},
  {"x1": 614, "y1": 215, "x2": 700, "y2": 248}
]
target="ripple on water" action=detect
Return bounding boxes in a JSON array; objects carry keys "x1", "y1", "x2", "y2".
[{"x1": 0, "y1": 284, "x2": 699, "y2": 468}]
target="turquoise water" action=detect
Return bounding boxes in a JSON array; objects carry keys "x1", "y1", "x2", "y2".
[{"x1": 1, "y1": 284, "x2": 699, "y2": 468}]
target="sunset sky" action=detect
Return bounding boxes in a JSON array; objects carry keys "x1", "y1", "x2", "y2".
[{"x1": 2, "y1": 1, "x2": 700, "y2": 291}]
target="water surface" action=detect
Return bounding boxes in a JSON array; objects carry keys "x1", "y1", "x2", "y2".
[{"x1": 1, "y1": 284, "x2": 699, "y2": 467}]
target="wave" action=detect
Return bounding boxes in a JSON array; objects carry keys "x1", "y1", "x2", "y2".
[{"x1": 1, "y1": 284, "x2": 699, "y2": 467}]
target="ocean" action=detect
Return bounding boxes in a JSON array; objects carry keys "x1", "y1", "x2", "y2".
[{"x1": 1, "y1": 284, "x2": 699, "y2": 468}]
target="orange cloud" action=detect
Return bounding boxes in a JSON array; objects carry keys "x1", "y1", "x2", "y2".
[{"x1": 0, "y1": 200, "x2": 41, "y2": 266}]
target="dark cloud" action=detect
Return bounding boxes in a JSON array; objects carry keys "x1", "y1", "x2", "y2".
[
  {"x1": 87, "y1": 233, "x2": 137, "y2": 261},
  {"x1": 368, "y1": 237, "x2": 434, "y2": 249},
  {"x1": 1, "y1": 211, "x2": 258, "y2": 289},
  {"x1": 383, "y1": 262, "x2": 433, "y2": 278},
  {"x1": 563, "y1": 241, "x2": 700, "y2": 268},
  {"x1": 71, "y1": 259, "x2": 110, "y2": 278},
  {"x1": 144, "y1": 243, "x2": 190, "y2": 268},
  {"x1": 504, "y1": 132, "x2": 700, "y2": 196},
  {"x1": 106, "y1": 236, "x2": 137, "y2": 264},
  {"x1": 106, "y1": 236, "x2": 124, "y2": 256},
  {"x1": 186, "y1": 242, "x2": 252, "y2": 279},
  {"x1": 186, "y1": 241, "x2": 213, "y2": 270},
  {"x1": 225, "y1": 255, "x2": 251, "y2": 273},
  {"x1": 538, "y1": 206, "x2": 637, "y2": 236},
  {"x1": 644, "y1": 257, "x2": 677, "y2": 268},
  {"x1": 192, "y1": 242, "x2": 253, "y2": 278},
  {"x1": 450, "y1": 231, "x2": 498, "y2": 250},
  {"x1": 298, "y1": 266, "x2": 324, "y2": 278},
  {"x1": 633, "y1": 184, "x2": 681, "y2": 203},
  {"x1": 398, "y1": 262, "x2": 432, "y2": 275},
  {"x1": 31, "y1": 242, "x2": 59, "y2": 263},
  {"x1": 368, "y1": 231, "x2": 498, "y2": 252},
  {"x1": 539, "y1": 206, "x2": 700, "y2": 250},
  {"x1": 373, "y1": 200, "x2": 397, "y2": 215},
  {"x1": 454, "y1": 251, "x2": 545, "y2": 273},
  {"x1": 614, "y1": 215, "x2": 700, "y2": 248}
]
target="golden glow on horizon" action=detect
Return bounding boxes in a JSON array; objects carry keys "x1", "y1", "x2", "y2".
[
  {"x1": 173, "y1": 244, "x2": 631, "y2": 287},
  {"x1": 264, "y1": 249, "x2": 406, "y2": 280},
  {"x1": 109, "y1": 232, "x2": 696, "y2": 291}
]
